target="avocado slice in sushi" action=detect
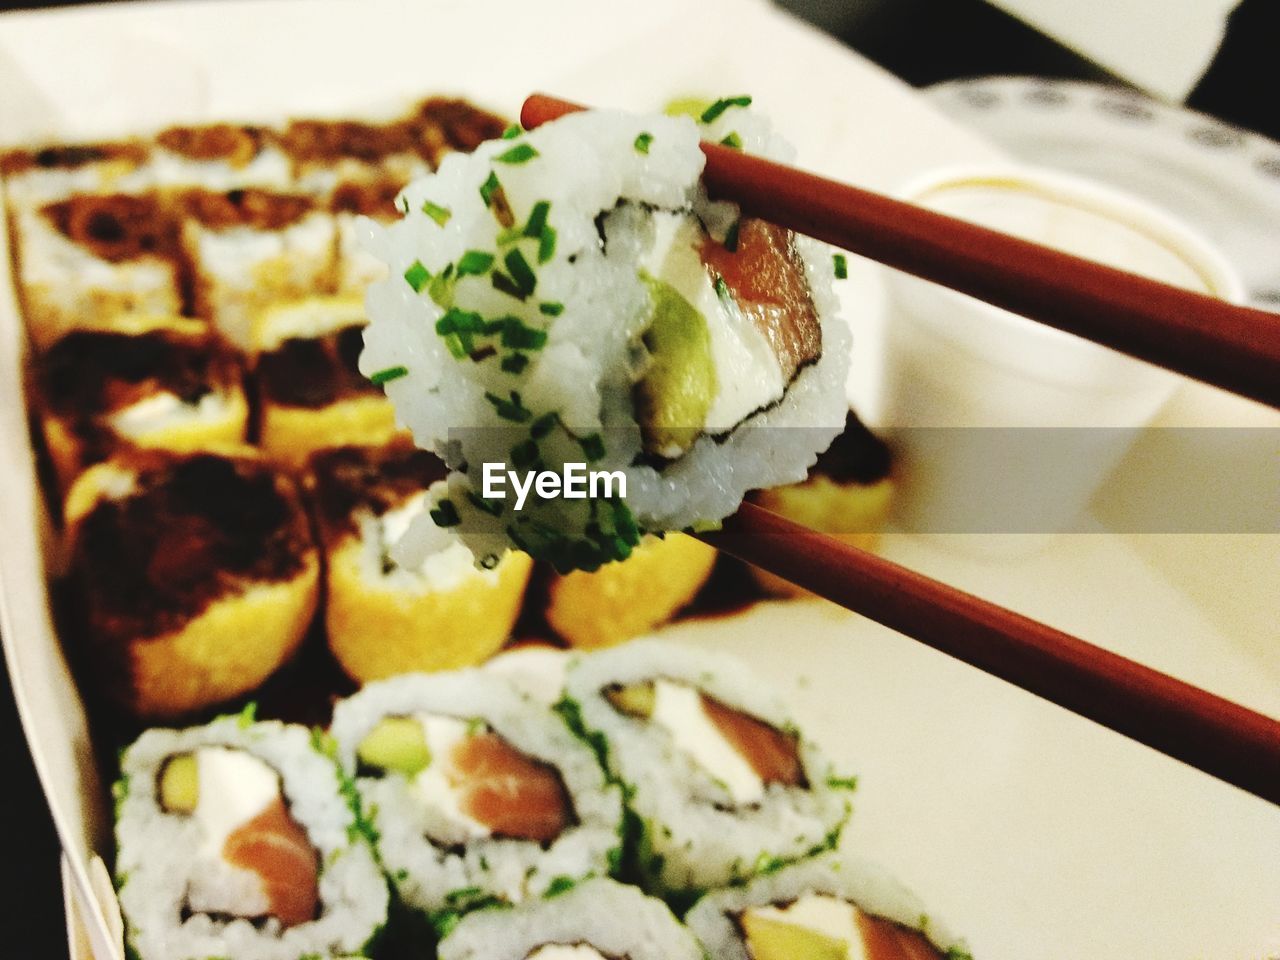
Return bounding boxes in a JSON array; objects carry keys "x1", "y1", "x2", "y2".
[
  {"x1": 741, "y1": 912, "x2": 850, "y2": 960},
  {"x1": 157, "y1": 753, "x2": 199, "y2": 813},
  {"x1": 357, "y1": 715, "x2": 432, "y2": 777},
  {"x1": 634, "y1": 274, "x2": 717, "y2": 459}
]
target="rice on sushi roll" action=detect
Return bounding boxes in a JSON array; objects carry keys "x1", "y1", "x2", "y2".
[
  {"x1": 255, "y1": 297, "x2": 401, "y2": 469},
  {"x1": 12, "y1": 191, "x2": 182, "y2": 348},
  {"x1": 686, "y1": 853, "x2": 971, "y2": 960},
  {"x1": 437, "y1": 877, "x2": 704, "y2": 960},
  {"x1": 543, "y1": 532, "x2": 716, "y2": 649},
  {"x1": 34, "y1": 315, "x2": 248, "y2": 494},
  {"x1": 177, "y1": 186, "x2": 338, "y2": 350},
  {"x1": 562, "y1": 640, "x2": 855, "y2": 899},
  {"x1": 307, "y1": 442, "x2": 533, "y2": 682},
  {"x1": 329, "y1": 176, "x2": 406, "y2": 296},
  {"x1": 149, "y1": 122, "x2": 292, "y2": 190},
  {"x1": 115, "y1": 713, "x2": 387, "y2": 960},
  {"x1": 359, "y1": 101, "x2": 850, "y2": 573},
  {"x1": 64, "y1": 447, "x2": 318, "y2": 719},
  {"x1": 0, "y1": 138, "x2": 150, "y2": 209},
  {"x1": 329, "y1": 670, "x2": 622, "y2": 924}
]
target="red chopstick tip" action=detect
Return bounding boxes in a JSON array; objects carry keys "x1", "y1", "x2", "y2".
[{"x1": 520, "y1": 94, "x2": 584, "y2": 131}]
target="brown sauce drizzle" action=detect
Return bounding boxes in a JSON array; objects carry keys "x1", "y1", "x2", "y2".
[
  {"x1": 156, "y1": 124, "x2": 271, "y2": 167},
  {"x1": 280, "y1": 118, "x2": 420, "y2": 166},
  {"x1": 257, "y1": 324, "x2": 376, "y2": 410},
  {"x1": 307, "y1": 442, "x2": 448, "y2": 544},
  {"x1": 176, "y1": 187, "x2": 315, "y2": 232},
  {"x1": 1, "y1": 140, "x2": 147, "y2": 176},
  {"x1": 40, "y1": 193, "x2": 178, "y2": 263},
  {"x1": 810, "y1": 411, "x2": 893, "y2": 486},
  {"x1": 329, "y1": 177, "x2": 406, "y2": 220},
  {"x1": 411, "y1": 97, "x2": 510, "y2": 163}
]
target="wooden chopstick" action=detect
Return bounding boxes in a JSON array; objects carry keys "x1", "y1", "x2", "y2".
[
  {"x1": 521, "y1": 94, "x2": 1280, "y2": 410},
  {"x1": 698, "y1": 502, "x2": 1280, "y2": 806}
]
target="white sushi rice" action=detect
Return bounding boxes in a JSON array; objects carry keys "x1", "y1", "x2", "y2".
[
  {"x1": 437, "y1": 878, "x2": 704, "y2": 960},
  {"x1": 329, "y1": 670, "x2": 623, "y2": 917},
  {"x1": 115, "y1": 714, "x2": 387, "y2": 960},
  {"x1": 563, "y1": 640, "x2": 856, "y2": 896},
  {"x1": 685, "y1": 853, "x2": 969, "y2": 960},
  {"x1": 358, "y1": 104, "x2": 850, "y2": 569}
]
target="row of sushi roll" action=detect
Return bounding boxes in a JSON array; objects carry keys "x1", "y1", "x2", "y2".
[{"x1": 114, "y1": 640, "x2": 972, "y2": 959}]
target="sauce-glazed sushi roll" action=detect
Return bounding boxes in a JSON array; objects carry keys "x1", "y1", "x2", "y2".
[
  {"x1": 749, "y1": 411, "x2": 895, "y2": 597},
  {"x1": 280, "y1": 117, "x2": 430, "y2": 194},
  {"x1": 686, "y1": 854, "x2": 972, "y2": 960},
  {"x1": 115, "y1": 714, "x2": 387, "y2": 960},
  {"x1": 12, "y1": 192, "x2": 182, "y2": 348},
  {"x1": 64, "y1": 448, "x2": 318, "y2": 719},
  {"x1": 359, "y1": 102, "x2": 850, "y2": 573},
  {"x1": 255, "y1": 298, "x2": 399, "y2": 469},
  {"x1": 149, "y1": 122, "x2": 292, "y2": 190},
  {"x1": 329, "y1": 671, "x2": 623, "y2": 925},
  {"x1": 33, "y1": 315, "x2": 247, "y2": 494},
  {"x1": 543, "y1": 533, "x2": 717, "y2": 649},
  {"x1": 563, "y1": 640, "x2": 856, "y2": 899},
  {"x1": 0, "y1": 139, "x2": 150, "y2": 209},
  {"x1": 177, "y1": 187, "x2": 337, "y2": 350},
  {"x1": 308, "y1": 442, "x2": 533, "y2": 682},
  {"x1": 437, "y1": 878, "x2": 704, "y2": 960},
  {"x1": 407, "y1": 97, "x2": 511, "y2": 169}
]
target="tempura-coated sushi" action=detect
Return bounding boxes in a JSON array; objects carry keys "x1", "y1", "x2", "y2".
[
  {"x1": 64, "y1": 448, "x2": 318, "y2": 719},
  {"x1": 307, "y1": 443, "x2": 533, "y2": 682},
  {"x1": 437, "y1": 878, "x2": 703, "y2": 960},
  {"x1": 13, "y1": 192, "x2": 182, "y2": 348},
  {"x1": 543, "y1": 533, "x2": 716, "y2": 649},
  {"x1": 360, "y1": 102, "x2": 850, "y2": 573},
  {"x1": 255, "y1": 298, "x2": 400, "y2": 469},
  {"x1": 115, "y1": 714, "x2": 387, "y2": 960},
  {"x1": 329, "y1": 671, "x2": 622, "y2": 923},
  {"x1": 33, "y1": 315, "x2": 247, "y2": 494},
  {"x1": 686, "y1": 853, "x2": 972, "y2": 960},
  {"x1": 562, "y1": 640, "x2": 856, "y2": 899},
  {"x1": 177, "y1": 187, "x2": 337, "y2": 350},
  {"x1": 149, "y1": 122, "x2": 292, "y2": 190}
]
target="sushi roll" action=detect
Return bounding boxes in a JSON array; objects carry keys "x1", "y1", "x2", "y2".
[
  {"x1": 177, "y1": 186, "x2": 338, "y2": 350},
  {"x1": 33, "y1": 315, "x2": 248, "y2": 494},
  {"x1": 307, "y1": 442, "x2": 533, "y2": 682},
  {"x1": 329, "y1": 176, "x2": 405, "y2": 297},
  {"x1": 543, "y1": 533, "x2": 717, "y2": 649},
  {"x1": 280, "y1": 117, "x2": 430, "y2": 194},
  {"x1": 149, "y1": 122, "x2": 292, "y2": 190},
  {"x1": 255, "y1": 298, "x2": 399, "y2": 469},
  {"x1": 749, "y1": 411, "x2": 895, "y2": 597},
  {"x1": 359, "y1": 102, "x2": 850, "y2": 573},
  {"x1": 437, "y1": 877, "x2": 704, "y2": 960},
  {"x1": 686, "y1": 854, "x2": 972, "y2": 960},
  {"x1": 328, "y1": 671, "x2": 623, "y2": 923},
  {"x1": 12, "y1": 191, "x2": 182, "y2": 348},
  {"x1": 407, "y1": 97, "x2": 511, "y2": 168},
  {"x1": 562, "y1": 640, "x2": 856, "y2": 898},
  {"x1": 0, "y1": 138, "x2": 150, "y2": 209},
  {"x1": 115, "y1": 713, "x2": 387, "y2": 960},
  {"x1": 64, "y1": 447, "x2": 319, "y2": 719}
]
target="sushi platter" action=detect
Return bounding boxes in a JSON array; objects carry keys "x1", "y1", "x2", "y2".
[{"x1": 0, "y1": 2, "x2": 1276, "y2": 959}]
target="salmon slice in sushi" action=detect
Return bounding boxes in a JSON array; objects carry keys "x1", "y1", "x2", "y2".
[
  {"x1": 686, "y1": 854, "x2": 973, "y2": 960},
  {"x1": 13, "y1": 191, "x2": 182, "y2": 348},
  {"x1": 64, "y1": 448, "x2": 318, "y2": 719},
  {"x1": 33, "y1": 315, "x2": 247, "y2": 495},
  {"x1": 254, "y1": 298, "x2": 400, "y2": 469},
  {"x1": 307, "y1": 442, "x2": 532, "y2": 682},
  {"x1": 149, "y1": 122, "x2": 292, "y2": 190},
  {"x1": 115, "y1": 715, "x2": 386, "y2": 959},
  {"x1": 328, "y1": 671, "x2": 622, "y2": 924}
]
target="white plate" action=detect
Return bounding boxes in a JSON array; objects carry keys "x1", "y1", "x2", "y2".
[
  {"x1": 0, "y1": 6, "x2": 1276, "y2": 960},
  {"x1": 925, "y1": 75, "x2": 1280, "y2": 312}
]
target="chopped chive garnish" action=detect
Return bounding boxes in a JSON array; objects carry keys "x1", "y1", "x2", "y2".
[
  {"x1": 510, "y1": 438, "x2": 539, "y2": 468},
  {"x1": 495, "y1": 143, "x2": 539, "y2": 165},
  {"x1": 538, "y1": 225, "x2": 557, "y2": 264},
  {"x1": 479, "y1": 171, "x2": 501, "y2": 206},
  {"x1": 369, "y1": 365, "x2": 408, "y2": 385},
  {"x1": 530, "y1": 412, "x2": 557, "y2": 439},
  {"x1": 430, "y1": 499, "x2": 461, "y2": 527},
  {"x1": 497, "y1": 315, "x2": 548, "y2": 350},
  {"x1": 634, "y1": 132, "x2": 654, "y2": 154},
  {"x1": 723, "y1": 220, "x2": 740, "y2": 252},
  {"x1": 491, "y1": 271, "x2": 522, "y2": 299},
  {"x1": 397, "y1": 196, "x2": 409, "y2": 214},
  {"x1": 700, "y1": 95, "x2": 752, "y2": 124},
  {"x1": 404, "y1": 260, "x2": 430, "y2": 292},
  {"x1": 501, "y1": 352, "x2": 529, "y2": 374},
  {"x1": 833, "y1": 253, "x2": 848, "y2": 279},
  {"x1": 578, "y1": 433, "x2": 606, "y2": 462},
  {"x1": 456, "y1": 250, "x2": 495, "y2": 277},
  {"x1": 441, "y1": 334, "x2": 466, "y2": 358},
  {"x1": 523, "y1": 201, "x2": 550, "y2": 239},
  {"x1": 503, "y1": 248, "x2": 537, "y2": 298},
  {"x1": 501, "y1": 124, "x2": 522, "y2": 139},
  {"x1": 719, "y1": 131, "x2": 743, "y2": 150},
  {"x1": 713, "y1": 274, "x2": 732, "y2": 305},
  {"x1": 484, "y1": 390, "x2": 532, "y2": 423},
  {"x1": 435, "y1": 307, "x2": 485, "y2": 335},
  {"x1": 539, "y1": 301, "x2": 564, "y2": 316},
  {"x1": 421, "y1": 200, "x2": 452, "y2": 226}
]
